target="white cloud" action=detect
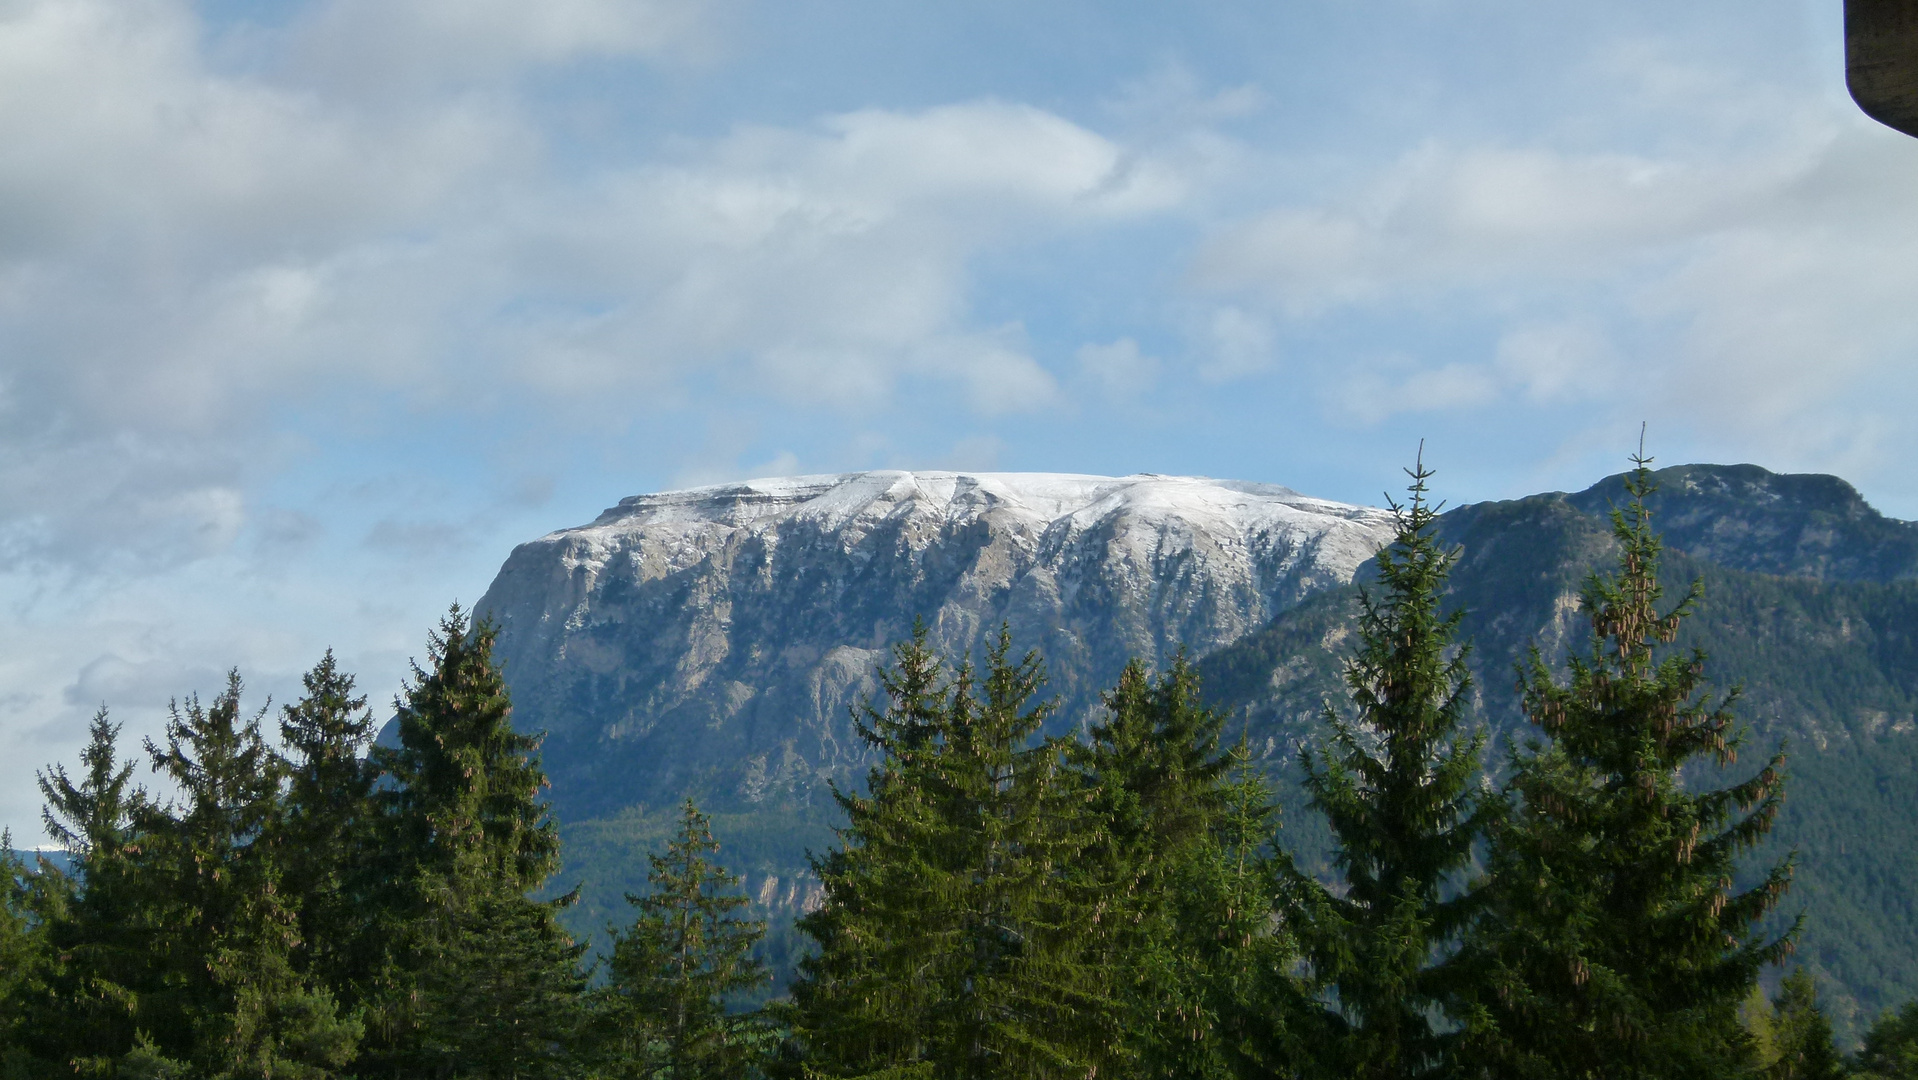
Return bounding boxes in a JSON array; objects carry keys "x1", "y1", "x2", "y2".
[
  {"x1": 1194, "y1": 105, "x2": 1918, "y2": 464},
  {"x1": 0, "y1": 0, "x2": 525, "y2": 569},
  {"x1": 1077, "y1": 338, "x2": 1159, "y2": 399},
  {"x1": 915, "y1": 332, "x2": 1060, "y2": 415},
  {"x1": 483, "y1": 101, "x2": 1169, "y2": 411},
  {"x1": 1493, "y1": 321, "x2": 1619, "y2": 404},
  {"x1": 0, "y1": 0, "x2": 1190, "y2": 573},
  {"x1": 1318, "y1": 322, "x2": 1619, "y2": 426},
  {"x1": 1192, "y1": 139, "x2": 1788, "y2": 312}
]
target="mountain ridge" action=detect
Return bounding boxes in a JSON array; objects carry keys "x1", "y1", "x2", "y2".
[
  {"x1": 476, "y1": 470, "x2": 1397, "y2": 817},
  {"x1": 466, "y1": 462, "x2": 1918, "y2": 1035},
  {"x1": 1197, "y1": 463, "x2": 1918, "y2": 1036}
]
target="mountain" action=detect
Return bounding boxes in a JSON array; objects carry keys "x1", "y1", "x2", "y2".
[
  {"x1": 475, "y1": 463, "x2": 1918, "y2": 1036},
  {"x1": 475, "y1": 470, "x2": 1395, "y2": 961},
  {"x1": 1563, "y1": 463, "x2": 1918, "y2": 582},
  {"x1": 475, "y1": 471, "x2": 1395, "y2": 817},
  {"x1": 1200, "y1": 464, "x2": 1918, "y2": 1036}
]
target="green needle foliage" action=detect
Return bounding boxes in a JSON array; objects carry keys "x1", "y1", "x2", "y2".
[
  {"x1": 1077, "y1": 656, "x2": 1296, "y2": 1079},
  {"x1": 1854, "y1": 1002, "x2": 1918, "y2": 1080},
  {"x1": 29, "y1": 708, "x2": 157, "y2": 1069},
  {"x1": 1290, "y1": 455, "x2": 1489, "y2": 1080},
  {"x1": 0, "y1": 833, "x2": 54, "y2": 1073},
  {"x1": 274, "y1": 651, "x2": 381, "y2": 1006},
  {"x1": 22, "y1": 679, "x2": 361, "y2": 1078},
  {"x1": 363, "y1": 605, "x2": 588, "y2": 1080},
  {"x1": 600, "y1": 799, "x2": 771, "y2": 1080},
  {"x1": 138, "y1": 672, "x2": 361, "y2": 1079},
  {"x1": 1760, "y1": 970, "x2": 1846, "y2": 1080},
  {"x1": 1466, "y1": 453, "x2": 1797, "y2": 1079},
  {"x1": 10, "y1": 614, "x2": 605, "y2": 1079},
  {"x1": 786, "y1": 624, "x2": 1115, "y2": 1080}
]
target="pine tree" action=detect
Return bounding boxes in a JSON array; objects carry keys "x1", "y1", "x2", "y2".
[
  {"x1": 275, "y1": 651, "x2": 381, "y2": 1004},
  {"x1": 600, "y1": 799, "x2": 770, "y2": 1080},
  {"x1": 787, "y1": 625, "x2": 1115, "y2": 1080},
  {"x1": 1076, "y1": 657, "x2": 1293, "y2": 1079},
  {"x1": 1465, "y1": 452, "x2": 1795, "y2": 1079},
  {"x1": 1290, "y1": 455, "x2": 1488, "y2": 1080},
  {"x1": 364, "y1": 605, "x2": 587, "y2": 1080}
]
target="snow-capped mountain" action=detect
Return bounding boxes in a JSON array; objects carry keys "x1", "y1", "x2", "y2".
[{"x1": 475, "y1": 471, "x2": 1395, "y2": 814}]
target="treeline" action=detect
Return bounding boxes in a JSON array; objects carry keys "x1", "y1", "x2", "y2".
[{"x1": 2, "y1": 458, "x2": 1916, "y2": 1079}]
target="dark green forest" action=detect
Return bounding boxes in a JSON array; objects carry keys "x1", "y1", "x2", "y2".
[
  {"x1": 5, "y1": 459, "x2": 1918, "y2": 1079},
  {"x1": 1197, "y1": 471, "x2": 1918, "y2": 1037}
]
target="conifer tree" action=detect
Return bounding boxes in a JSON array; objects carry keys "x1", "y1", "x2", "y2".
[
  {"x1": 275, "y1": 651, "x2": 380, "y2": 1002},
  {"x1": 1157, "y1": 741, "x2": 1305, "y2": 1079},
  {"x1": 787, "y1": 625, "x2": 1115, "y2": 1080},
  {"x1": 29, "y1": 707, "x2": 154, "y2": 1068},
  {"x1": 781, "y1": 624, "x2": 948, "y2": 1077},
  {"x1": 1465, "y1": 452, "x2": 1795, "y2": 1079},
  {"x1": 1289, "y1": 455, "x2": 1488, "y2": 1080},
  {"x1": 1077, "y1": 657, "x2": 1293, "y2": 1078},
  {"x1": 364, "y1": 605, "x2": 587, "y2": 1080},
  {"x1": 0, "y1": 833, "x2": 51, "y2": 1070},
  {"x1": 138, "y1": 671, "x2": 360, "y2": 1078},
  {"x1": 1854, "y1": 1001, "x2": 1918, "y2": 1080},
  {"x1": 600, "y1": 799, "x2": 770, "y2": 1080},
  {"x1": 1762, "y1": 970, "x2": 1843, "y2": 1080}
]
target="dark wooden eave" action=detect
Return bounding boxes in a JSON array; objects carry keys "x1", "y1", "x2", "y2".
[{"x1": 1847, "y1": 0, "x2": 1918, "y2": 137}]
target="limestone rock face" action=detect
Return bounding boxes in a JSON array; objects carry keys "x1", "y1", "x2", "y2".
[{"x1": 475, "y1": 471, "x2": 1394, "y2": 815}]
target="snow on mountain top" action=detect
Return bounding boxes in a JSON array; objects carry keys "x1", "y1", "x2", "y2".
[
  {"x1": 574, "y1": 471, "x2": 1388, "y2": 538},
  {"x1": 502, "y1": 472, "x2": 1400, "y2": 599}
]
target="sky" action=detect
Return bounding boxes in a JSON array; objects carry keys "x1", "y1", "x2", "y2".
[{"x1": 4, "y1": 0, "x2": 1916, "y2": 838}]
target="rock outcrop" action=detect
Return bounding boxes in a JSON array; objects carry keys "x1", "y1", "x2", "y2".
[{"x1": 475, "y1": 471, "x2": 1395, "y2": 815}]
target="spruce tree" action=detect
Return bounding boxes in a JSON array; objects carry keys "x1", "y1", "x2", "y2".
[
  {"x1": 600, "y1": 799, "x2": 770, "y2": 1080},
  {"x1": 1289, "y1": 456, "x2": 1488, "y2": 1080},
  {"x1": 782, "y1": 624, "x2": 948, "y2": 1077},
  {"x1": 1762, "y1": 970, "x2": 1843, "y2": 1080},
  {"x1": 29, "y1": 708, "x2": 155, "y2": 1069},
  {"x1": 1077, "y1": 657, "x2": 1293, "y2": 1079},
  {"x1": 138, "y1": 671, "x2": 360, "y2": 1078},
  {"x1": 787, "y1": 625, "x2": 1115, "y2": 1080},
  {"x1": 1854, "y1": 1001, "x2": 1918, "y2": 1080},
  {"x1": 0, "y1": 833, "x2": 51, "y2": 1071},
  {"x1": 1465, "y1": 452, "x2": 1795, "y2": 1079},
  {"x1": 275, "y1": 651, "x2": 381, "y2": 1004},
  {"x1": 364, "y1": 605, "x2": 587, "y2": 1080},
  {"x1": 1157, "y1": 740, "x2": 1305, "y2": 1079}
]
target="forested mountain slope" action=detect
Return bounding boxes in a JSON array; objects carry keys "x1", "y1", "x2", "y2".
[
  {"x1": 474, "y1": 463, "x2": 1917, "y2": 1036},
  {"x1": 1199, "y1": 465, "x2": 1918, "y2": 1035}
]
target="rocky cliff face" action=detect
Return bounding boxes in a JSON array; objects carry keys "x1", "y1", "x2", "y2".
[
  {"x1": 475, "y1": 471, "x2": 1395, "y2": 816},
  {"x1": 1560, "y1": 463, "x2": 1918, "y2": 582}
]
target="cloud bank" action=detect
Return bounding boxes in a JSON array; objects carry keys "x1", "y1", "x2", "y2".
[{"x1": 3, "y1": 0, "x2": 1916, "y2": 837}]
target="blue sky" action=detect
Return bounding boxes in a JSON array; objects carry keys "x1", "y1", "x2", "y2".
[{"x1": 4, "y1": 0, "x2": 1915, "y2": 836}]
